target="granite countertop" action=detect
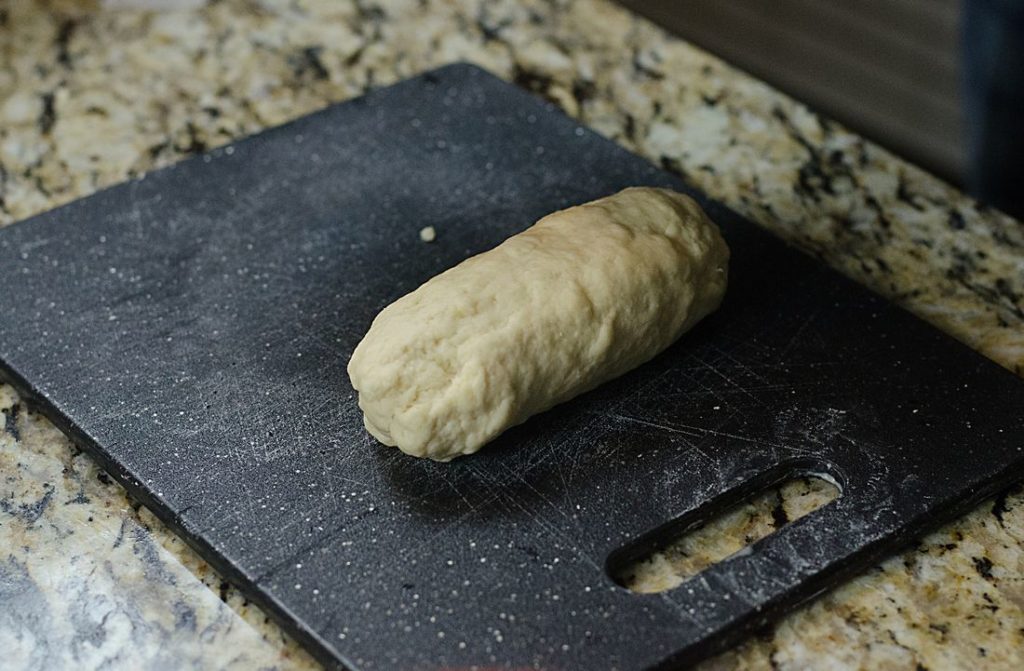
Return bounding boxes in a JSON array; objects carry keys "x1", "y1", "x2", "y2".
[{"x1": 1, "y1": 0, "x2": 1023, "y2": 669}]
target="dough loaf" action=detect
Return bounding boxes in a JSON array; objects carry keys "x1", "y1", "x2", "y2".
[{"x1": 347, "y1": 187, "x2": 730, "y2": 461}]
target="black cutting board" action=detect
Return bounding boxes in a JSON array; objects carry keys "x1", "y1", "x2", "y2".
[{"x1": 1, "y1": 64, "x2": 1022, "y2": 670}]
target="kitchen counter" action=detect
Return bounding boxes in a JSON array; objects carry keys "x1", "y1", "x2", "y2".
[{"x1": 1, "y1": 1, "x2": 1022, "y2": 669}]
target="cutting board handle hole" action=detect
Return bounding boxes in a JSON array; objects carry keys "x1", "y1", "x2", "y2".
[{"x1": 607, "y1": 465, "x2": 841, "y2": 594}]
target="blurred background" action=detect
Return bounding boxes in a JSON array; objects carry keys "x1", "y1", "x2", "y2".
[
  {"x1": 623, "y1": 0, "x2": 963, "y2": 183},
  {"x1": 622, "y1": 0, "x2": 1024, "y2": 219}
]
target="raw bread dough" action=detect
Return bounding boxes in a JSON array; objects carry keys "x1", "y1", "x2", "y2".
[{"x1": 347, "y1": 187, "x2": 730, "y2": 461}]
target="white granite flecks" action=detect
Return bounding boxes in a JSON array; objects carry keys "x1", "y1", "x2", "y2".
[{"x1": 2, "y1": 0, "x2": 1023, "y2": 669}]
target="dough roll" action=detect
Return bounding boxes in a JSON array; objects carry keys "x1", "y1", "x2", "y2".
[{"x1": 347, "y1": 187, "x2": 730, "y2": 461}]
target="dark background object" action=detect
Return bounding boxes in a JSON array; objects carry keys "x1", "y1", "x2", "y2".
[
  {"x1": 963, "y1": 0, "x2": 1024, "y2": 220},
  {"x1": 618, "y1": 0, "x2": 965, "y2": 184},
  {"x1": 620, "y1": 0, "x2": 1024, "y2": 219},
  {"x1": 0, "y1": 65, "x2": 1022, "y2": 670}
]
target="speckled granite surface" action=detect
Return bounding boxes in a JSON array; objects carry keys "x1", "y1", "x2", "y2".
[{"x1": 1, "y1": 0, "x2": 1022, "y2": 669}]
